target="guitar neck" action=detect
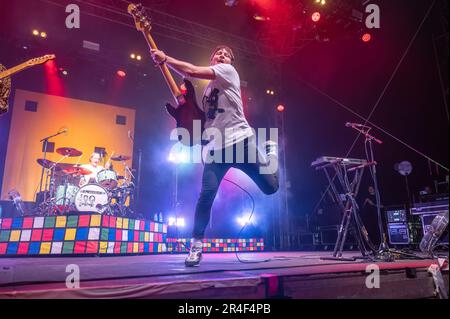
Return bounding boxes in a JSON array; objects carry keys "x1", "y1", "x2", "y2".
[
  {"x1": 0, "y1": 61, "x2": 33, "y2": 80},
  {"x1": 142, "y1": 30, "x2": 183, "y2": 104}
]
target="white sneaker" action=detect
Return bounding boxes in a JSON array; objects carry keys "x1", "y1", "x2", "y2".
[
  {"x1": 185, "y1": 239, "x2": 203, "y2": 267},
  {"x1": 264, "y1": 140, "x2": 278, "y2": 157}
]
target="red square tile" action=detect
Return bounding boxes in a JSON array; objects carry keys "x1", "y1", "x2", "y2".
[
  {"x1": 86, "y1": 241, "x2": 98, "y2": 254},
  {"x1": 1, "y1": 218, "x2": 12, "y2": 229},
  {"x1": 42, "y1": 229, "x2": 54, "y2": 241},
  {"x1": 23, "y1": 217, "x2": 34, "y2": 229},
  {"x1": 18, "y1": 243, "x2": 30, "y2": 254},
  {"x1": 78, "y1": 215, "x2": 90, "y2": 227},
  {"x1": 109, "y1": 216, "x2": 117, "y2": 228},
  {"x1": 138, "y1": 243, "x2": 144, "y2": 252},
  {"x1": 74, "y1": 241, "x2": 86, "y2": 253},
  {"x1": 127, "y1": 242, "x2": 133, "y2": 253},
  {"x1": 0, "y1": 243, "x2": 7, "y2": 254},
  {"x1": 114, "y1": 242, "x2": 121, "y2": 254},
  {"x1": 115, "y1": 230, "x2": 122, "y2": 241},
  {"x1": 31, "y1": 229, "x2": 43, "y2": 241},
  {"x1": 102, "y1": 215, "x2": 109, "y2": 227}
]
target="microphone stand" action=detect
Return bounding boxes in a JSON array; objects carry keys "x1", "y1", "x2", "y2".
[
  {"x1": 348, "y1": 124, "x2": 394, "y2": 260},
  {"x1": 38, "y1": 130, "x2": 66, "y2": 203}
]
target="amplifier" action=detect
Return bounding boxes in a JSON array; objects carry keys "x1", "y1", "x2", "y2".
[
  {"x1": 386, "y1": 208, "x2": 408, "y2": 223},
  {"x1": 387, "y1": 223, "x2": 410, "y2": 245}
]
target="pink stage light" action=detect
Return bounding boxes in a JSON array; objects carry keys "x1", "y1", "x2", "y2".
[{"x1": 312, "y1": 12, "x2": 321, "y2": 22}]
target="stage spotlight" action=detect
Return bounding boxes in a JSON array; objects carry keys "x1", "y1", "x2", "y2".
[
  {"x1": 253, "y1": 14, "x2": 271, "y2": 21},
  {"x1": 136, "y1": 55, "x2": 142, "y2": 61},
  {"x1": 32, "y1": 29, "x2": 39, "y2": 36},
  {"x1": 117, "y1": 70, "x2": 126, "y2": 77},
  {"x1": 59, "y1": 68, "x2": 68, "y2": 76},
  {"x1": 168, "y1": 217, "x2": 186, "y2": 227},
  {"x1": 168, "y1": 146, "x2": 190, "y2": 164},
  {"x1": 361, "y1": 33, "x2": 372, "y2": 42},
  {"x1": 315, "y1": 0, "x2": 326, "y2": 5},
  {"x1": 312, "y1": 12, "x2": 321, "y2": 22},
  {"x1": 130, "y1": 53, "x2": 136, "y2": 59},
  {"x1": 40, "y1": 31, "x2": 47, "y2": 38},
  {"x1": 236, "y1": 213, "x2": 255, "y2": 227},
  {"x1": 277, "y1": 104, "x2": 285, "y2": 112}
]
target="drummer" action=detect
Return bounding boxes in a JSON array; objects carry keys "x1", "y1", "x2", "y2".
[{"x1": 79, "y1": 152, "x2": 111, "y2": 187}]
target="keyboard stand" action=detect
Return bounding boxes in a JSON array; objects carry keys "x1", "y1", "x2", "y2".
[{"x1": 313, "y1": 159, "x2": 376, "y2": 261}]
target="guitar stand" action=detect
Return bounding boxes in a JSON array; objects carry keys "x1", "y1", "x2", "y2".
[{"x1": 315, "y1": 160, "x2": 377, "y2": 261}]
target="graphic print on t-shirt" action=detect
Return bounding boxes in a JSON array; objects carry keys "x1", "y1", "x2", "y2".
[{"x1": 203, "y1": 88, "x2": 225, "y2": 120}]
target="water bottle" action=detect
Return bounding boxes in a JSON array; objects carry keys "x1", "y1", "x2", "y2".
[
  {"x1": 158, "y1": 212, "x2": 163, "y2": 223},
  {"x1": 153, "y1": 213, "x2": 158, "y2": 222}
]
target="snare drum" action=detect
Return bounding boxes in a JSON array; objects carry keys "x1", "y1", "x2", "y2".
[
  {"x1": 55, "y1": 184, "x2": 79, "y2": 207},
  {"x1": 97, "y1": 169, "x2": 118, "y2": 189},
  {"x1": 75, "y1": 184, "x2": 110, "y2": 214}
]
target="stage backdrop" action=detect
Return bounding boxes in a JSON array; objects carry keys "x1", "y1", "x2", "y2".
[{"x1": 1, "y1": 89, "x2": 135, "y2": 201}]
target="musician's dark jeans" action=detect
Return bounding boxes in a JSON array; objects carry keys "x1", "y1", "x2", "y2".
[{"x1": 192, "y1": 139, "x2": 279, "y2": 239}]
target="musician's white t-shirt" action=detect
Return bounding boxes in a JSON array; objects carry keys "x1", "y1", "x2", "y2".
[{"x1": 201, "y1": 63, "x2": 253, "y2": 150}]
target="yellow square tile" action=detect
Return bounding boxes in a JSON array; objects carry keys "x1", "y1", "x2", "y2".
[
  {"x1": 123, "y1": 218, "x2": 129, "y2": 229},
  {"x1": 64, "y1": 228, "x2": 77, "y2": 241},
  {"x1": 133, "y1": 242, "x2": 138, "y2": 253},
  {"x1": 55, "y1": 216, "x2": 67, "y2": 228},
  {"x1": 40, "y1": 242, "x2": 51, "y2": 254},
  {"x1": 99, "y1": 241, "x2": 107, "y2": 253},
  {"x1": 116, "y1": 217, "x2": 123, "y2": 229},
  {"x1": 10, "y1": 230, "x2": 21, "y2": 242},
  {"x1": 90, "y1": 215, "x2": 101, "y2": 227},
  {"x1": 144, "y1": 232, "x2": 150, "y2": 242}
]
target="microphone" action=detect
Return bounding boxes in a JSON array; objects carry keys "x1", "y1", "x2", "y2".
[
  {"x1": 58, "y1": 128, "x2": 68, "y2": 134},
  {"x1": 128, "y1": 130, "x2": 134, "y2": 141}
]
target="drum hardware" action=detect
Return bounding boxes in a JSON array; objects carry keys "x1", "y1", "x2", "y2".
[{"x1": 33, "y1": 150, "x2": 137, "y2": 217}]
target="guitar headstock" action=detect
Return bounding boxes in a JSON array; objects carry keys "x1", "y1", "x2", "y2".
[
  {"x1": 26, "y1": 54, "x2": 56, "y2": 66},
  {"x1": 128, "y1": 3, "x2": 152, "y2": 32}
]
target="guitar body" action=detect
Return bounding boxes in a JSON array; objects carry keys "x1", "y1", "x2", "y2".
[
  {"x1": 0, "y1": 64, "x2": 11, "y2": 116},
  {"x1": 165, "y1": 79, "x2": 205, "y2": 146}
]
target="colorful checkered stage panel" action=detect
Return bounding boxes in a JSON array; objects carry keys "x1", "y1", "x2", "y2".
[
  {"x1": 166, "y1": 238, "x2": 265, "y2": 253},
  {"x1": 0, "y1": 215, "x2": 167, "y2": 256}
]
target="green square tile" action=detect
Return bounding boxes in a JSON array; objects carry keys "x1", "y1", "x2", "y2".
[
  {"x1": 128, "y1": 219, "x2": 135, "y2": 230},
  {"x1": 0, "y1": 231, "x2": 11, "y2": 242},
  {"x1": 62, "y1": 241, "x2": 75, "y2": 254},
  {"x1": 139, "y1": 232, "x2": 144, "y2": 242},
  {"x1": 101, "y1": 228, "x2": 109, "y2": 241},
  {"x1": 44, "y1": 216, "x2": 56, "y2": 228},
  {"x1": 67, "y1": 216, "x2": 78, "y2": 228},
  {"x1": 121, "y1": 243, "x2": 127, "y2": 253}
]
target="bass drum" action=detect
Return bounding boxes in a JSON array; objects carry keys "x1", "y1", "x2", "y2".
[{"x1": 75, "y1": 184, "x2": 110, "y2": 214}]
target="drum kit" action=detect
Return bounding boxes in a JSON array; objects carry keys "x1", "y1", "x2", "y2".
[{"x1": 36, "y1": 147, "x2": 136, "y2": 217}]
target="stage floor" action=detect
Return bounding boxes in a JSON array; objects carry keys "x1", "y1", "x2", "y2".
[{"x1": 0, "y1": 251, "x2": 447, "y2": 299}]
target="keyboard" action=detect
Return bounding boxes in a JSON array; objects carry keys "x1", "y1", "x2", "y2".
[{"x1": 311, "y1": 156, "x2": 367, "y2": 167}]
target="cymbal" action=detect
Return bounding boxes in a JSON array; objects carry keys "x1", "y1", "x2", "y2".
[
  {"x1": 56, "y1": 147, "x2": 82, "y2": 157},
  {"x1": 111, "y1": 155, "x2": 131, "y2": 161},
  {"x1": 63, "y1": 165, "x2": 92, "y2": 176},
  {"x1": 37, "y1": 158, "x2": 55, "y2": 169}
]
